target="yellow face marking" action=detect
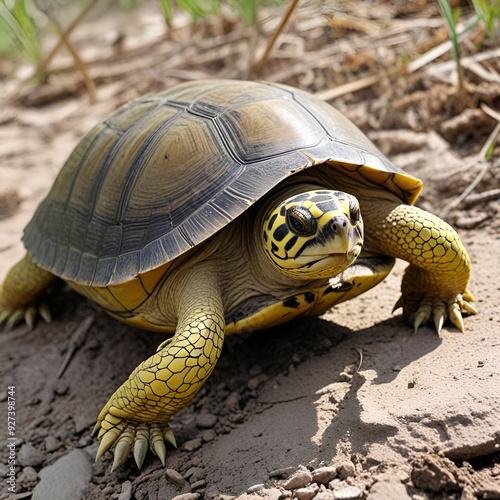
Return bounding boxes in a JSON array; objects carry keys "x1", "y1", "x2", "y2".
[{"x1": 262, "y1": 189, "x2": 363, "y2": 279}]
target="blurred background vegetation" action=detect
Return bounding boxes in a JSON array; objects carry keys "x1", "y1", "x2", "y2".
[{"x1": 0, "y1": 0, "x2": 290, "y2": 67}]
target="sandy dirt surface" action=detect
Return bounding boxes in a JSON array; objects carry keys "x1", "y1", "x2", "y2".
[{"x1": 0, "y1": 1, "x2": 499, "y2": 499}]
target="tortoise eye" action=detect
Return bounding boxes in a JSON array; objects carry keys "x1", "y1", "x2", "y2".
[
  {"x1": 286, "y1": 206, "x2": 317, "y2": 236},
  {"x1": 349, "y1": 199, "x2": 360, "y2": 225}
]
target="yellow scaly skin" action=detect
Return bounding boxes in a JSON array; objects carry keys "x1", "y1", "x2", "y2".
[
  {"x1": 94, "y1": 263, "x2": 225, "y2": 470},
  {"x1": 361, "y1": 198, "x2": 477, "y2": 333},
  {"x1": 0, "y1": 254, "x2": 55, "y2": 330}
]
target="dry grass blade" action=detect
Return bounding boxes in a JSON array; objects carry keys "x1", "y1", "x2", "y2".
[
  {"x1": 30, "y1": 0, "x2": 99, "y2": 81},
  {"x1": 407, "y1": 23, "x2": 476, "y2": 74},
  {"x1": 315, "y1": 74, "x2": 381, "y2": 101},
  {"x1": 251, "y1": 0, "x2": 300, "y2": 76},
  {"x1": 442, "y1": 117, "x2": 500, "y2": 214},
  {"x1": 51, "y1": 18, "x2": 97, "y2": 103}
]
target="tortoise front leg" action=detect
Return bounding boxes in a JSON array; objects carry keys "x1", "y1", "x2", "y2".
[
  {"x1": 370, "y1": 203, "x2": 477, "y2": 333},
  {"x1": 0, "y1": 253, "x2": 56, "y2": 330},
  {"x1": 94, "y1": 265, "x2": 225, "y2": 471}
]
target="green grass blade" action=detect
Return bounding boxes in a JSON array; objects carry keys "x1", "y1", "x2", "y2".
[
  {"x1": 0, "y1": 0, "x2": 40, "y2": 63},
  {"x1": 438, "y1": 0, "x2": 461, "y2": 65},
  {"x1": 158, "y1": 0, "x2": 172, "y2": 24},
  {"x1": 230, "y1": 0, "x2": 257, "y2": 25}
]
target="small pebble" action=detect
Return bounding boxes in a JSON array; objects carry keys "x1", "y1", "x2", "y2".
[
  {"x1": 247, "y1": 484, "x2": 264, "y2": 493},
  {"x1": 259, "y1": 488, "x2": 283, "y2": 500},
  {"x1": 229, "y1": 412, "x2": 245, "y2": 423},
  {"x1": 0, "y1": 391, "x2": 7, "y2": 402},
  {"x1": 117, "y1": 480, "x2": 132, "y2": 500},
  {"x1": 367, "y1": 476, "x2": 411, "y2": 500},
  {"x1": 295, "y1": 486, "x2": 317, "y2": 500},
  {"x1": 268, "y1": 466, "x2": 297, "y2": 478},
  {"x1": 283, "y1": 470, "x2": 312, "y2": 490},
  {"x1": 196, "y1": 413, "x2": 217, "y2": 429},
  {"x1": 225, "y1": 392, "x2": 240, "y2": 409},
  {"x1": 333, "y1": 485, "x2": 362, "y2": 499},
  {"x1": 247, "y1": 374, "x2": 268, "y2": 390},
  {"x1": 184, "y1": 466, "x2": 205, "y2": 482},
  {"x1": 45, "y1": 436, "x2": 60, "y2": 453},
  {"x1": 171, "y1": 494, "x2": 201, "y2": 500},
  {"x1": 19, "y1": 466, "x2": 38, "y2": 483},
  {"x1": 18, "y1": 443, "x2": 44, "y2": 467},
  {"x1": 315, "y1": 492, "x2": 335, "y2": 500},
  {"x1": 201, "y1": 429, "x2": 215, "y2": 442},
  {"x1": 336, "y1": 461, "x2": 355, "y2": 479},
  {"x1": 183, "y1": 437, "x2": 203, "y2": 452},
  {"x1": 32, "y1": 449, "x2": 92, "y2": 500},
  {"x1": 191, "y1": 479, "x2": 206, "y2": 490},
  {"x1": 165, "y1": 469, "x2": 187, "y2": 488},
  {"x1": 312, "y1": 466, "x2": 337, "y2": 484}
]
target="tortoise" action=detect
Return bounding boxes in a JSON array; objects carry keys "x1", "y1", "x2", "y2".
[{"x1": 0, "y1": 79, "x2": 476, "y2": 471}]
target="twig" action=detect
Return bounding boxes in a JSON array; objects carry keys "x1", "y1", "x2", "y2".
[
  {"x1": 57, "y1": 313, "x2": 95, "y2": 379},
  {"x1": 30, "y1": 0, "x2": 99, "y2": 81},
  {"x1": 315, "y1": 74, "x2": 381, "y2": 101},
  {"x1": 441, "y1": 120, "x2": 500, "y2": 214},
  {"x1": 32, "y1": 0, "x2": 96, "y2": 103},
  {"x1": 52, "y1": 19, "x2": 97, "y2": 103},
  {"x1": 462, "y1": 189, "x2": 500, "y2": 208},
  {"x1": 481, "y1": 102, "x2": 500, "y2": 123},
  {"x1": 251, "y1": 0, "x2": 300, "y2": 76}
]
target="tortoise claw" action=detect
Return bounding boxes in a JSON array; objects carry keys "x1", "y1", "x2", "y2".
[
  {"x1": 133, "y1": 422, "x2": 149, "y2": 469},
  {"x1": 448, "y1": 303, "x2": 464, "y2": 333},
  {"x1": 92, "y1": 421, "x2": 101, "y2": 436},
  {"x1": 134, "y1": 439, "x2": 148, "y2": 469},
  {"x1": 164, "y1": 427, "x2": 177, "y2": 448},
  {"x1": 111, "y1": 440, "x2": 131, "y2": 472},
  {"x1": 152, "y1": 439, "x2": 166, "y2": 466},
  {"x1": 6, "y1": 310, "x2": 24, "y2": 331},
  {"x1": 25, "y1": 306, "x2": 37, "y2": 330},
  {"x1": 461, "y1": 299, "x2": 478, "y2": 315},
  {"x1": 433, "y1": 302, "x2": 446, "y2": 334},
  {"x1": 0, "y1": 302, "x2": 52, "y2": 331},
  {"x1": 0, "y1": 309, "x2": 11, "y2": 326},
  {"x1": 39, "y1": 302, "x2": 52, "y2": 323},
  {"x1": 413, "y1": 300, "x2": 431, "y2": 334},
  {"x1": 96, "y1": 429, "x2": 120, "y2": 462},
  {"x1": 95, "y1": 417, "x2": 176, "y2": 468},
  {"x1": 150, "y1": 424, "x2": 166, "y2": 466}
]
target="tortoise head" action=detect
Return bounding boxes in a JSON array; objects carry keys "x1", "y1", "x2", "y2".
[{"x1": 262, "y1": 190, "x2": 363, "y2": 279}]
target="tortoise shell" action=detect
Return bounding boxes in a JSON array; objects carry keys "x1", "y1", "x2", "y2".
[{"x1": 23, "y1": 80, "x2": 422, "y2": 287}]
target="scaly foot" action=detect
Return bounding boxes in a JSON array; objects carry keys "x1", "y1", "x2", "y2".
[
  {"x1": 94, "y1": 417, "x2": 176, "y2": 471},
  {"x1": 0, "y1": 254, "x2": 56, "y2": 330},
  {"x1": 395, "y1": 264, "x2": 478, "y2": 334},
  {"x1": 0, "y1": 285, "x2": 52, "y2": 330}
]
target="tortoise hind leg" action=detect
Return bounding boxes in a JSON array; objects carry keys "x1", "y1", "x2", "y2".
[{"x1": 0, "y1": 253, "x2": 57, "y2": 330}]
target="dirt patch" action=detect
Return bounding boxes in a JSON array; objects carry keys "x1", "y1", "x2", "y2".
[{"x1": 0, "y1": 1, "x2": 499, "y2": 499}]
